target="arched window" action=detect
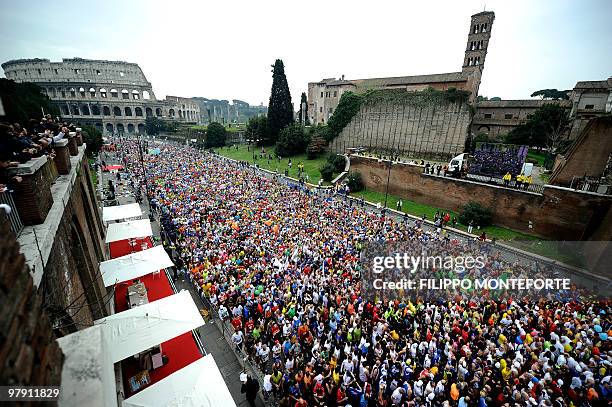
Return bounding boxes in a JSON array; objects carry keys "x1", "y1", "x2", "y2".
[
  {"x1": 145, "y1": 107, "x2": 153, "y2": 117},
  {"x1": 106, "y1": 123, "x2": 114, "y2": 133},
  {"x1": 89, "y1": 87, "x2": 96, "y2": 98},
  {"x1": 71, "y1": 104, "x2": 80, "y2": 115},
  {"x1": 116, "y1": 123, "x2": 124, "y2": 134},
  {"x1": 61, "y1": 105, "x2": 69, "y2": 115},
  {"x1": 125, "y1": 107, "x2": 132, "y2": 116},
  {"x1": 50, "y1": 88, "x2": 57, "y2": 98},
  {"x1": 121, "y1": 89, "x2": 129, "y2": 100},
  {"x1": 91, "y1": 105, "x2": 100, "y2": 115},
  {"x1": 138, "y1": 123, "x2": 145, "y2": 133},
  {"x1": 61, "y1": 89, "x2": 66, "y2": 98},
  {"x1": 132, "y1": 90, "x2": 140, "y2": 100},
  {"x1": 100, "y1": 88, "x2": 107, "y2": 98},
  {"x1": 179, "y1": 110, "x2": 183, "y2": 118},
  {"x1": 113, "y1": 106, "x2": 122, "y2": 116},
  {"x1": 127, "y1": 124, "x2": 135, "y2": 133},
  {"x1": 155, "y1": 108, "x2": 162, "y2": 117},
  {"x1": 81, "y1": 105, "x2": 90, "y2": 115},
  {"x1": 135, "y1": 107, "x2": 143, "y2": 116},
  {"x1": 103, "y1": 106, "x2": 111, "y2": 116},
  {"x1": 70, "y1": 87, "x2": 76, "y2": 97},
  {"x1": 169, "y1": 109, "x2": 175, "y2": 117},
  {"x1": 110, "y1": 89, "x2": 118, "y2": 98},
  {"x1": 143, "y1": 90, "x2": 151, "y2": 100},
  {"x1": 79, "y1": 87, "x2": 86, "y2": 97}
]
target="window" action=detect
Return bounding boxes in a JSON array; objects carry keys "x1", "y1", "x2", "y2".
[
  {"x1": 70, "y1": 88, "x2": 76, "y2": 97},
  {"x1": 320, "y1": 107, "x2": 323, "y2": 113},
  {"x1": 54, "y1": 69, "x2": 58, "y2": 75},
  {"x1": 119, "y1": 71, "x2": 124, "y2": 77},
  {"x1": 96, "y1": 69, "x2": 101, "y2": 75},
  {"x1": 484, "y1": 113, "x2": 492, "y2": 119},
  {"x1": 320, "y1": 92, "x2": 323, "y2": 98},
  {"x1": 100, "y1": 88, "x2": 107, "y2": 98},
  {"x1": 504, "y1": 114, "x2": 513, "y2": 119},
  {"x1": 328, "y1": 108, "x2": 333, "y2": 113},
  {"x1": 89, "y1": 87, "x2": 96, "y2": 97},
  {"x1": 74, "y1": 69, "x2": 79, "y2": 74},
  {"x1": 110, "y1": 89, "x2": 118, "y2": 98},
  {"x1": 79, "y1": 87, "x2": 86, "y2": 97},
  {"x1": 334, "y1": 91, "x2": 337, "y2": 97},
  {"x1": 121, "y1": 89, "x2": 129, "y2": 99},
  {"x1": 37, "y1": 69, "x2": 41, "y2": 75},
  {"x1": 132, "y1": 90, "x2": 140, "y2": 100},
  {"x1": 584, "y1": 104, "x2": 595, "y2": 109}
]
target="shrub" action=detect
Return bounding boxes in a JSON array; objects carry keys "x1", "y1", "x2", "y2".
[
  {"x1": 327, "y1": 154, "x2": 346, "y2": 173},
  {"x1": 458, "y1": 201, "x2": 493, "y2": 227},
  {"x1": 205, "y1": 122, "x2": 226, "y2": 148},
  {"x1": 319, "y1": 163, "x2": 335, "y2": 182},
  {"x1": 307, "y1": 135, "x2": 327, "y2": 159},
  {"x1": 275, "y1": 123, "x2": 309, "y2": 157},
  {"x1": 346, "y1": 171, "x2": 364, "y2": 192}
]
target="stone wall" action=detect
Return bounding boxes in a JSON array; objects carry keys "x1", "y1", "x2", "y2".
[
  {"x1": 350, "y1": 155, "x2": 612, "y2": 240},
  {"x1": 0, "y1": 211, "x2": 63, "y2": 391},
  {"x1": 330, "y1": 99, "x2": 472, "y2": 160}
]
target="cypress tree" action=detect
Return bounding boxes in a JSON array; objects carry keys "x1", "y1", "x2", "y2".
[
  {"x1": 267, "y1": 59, "x2": 293, "y2": 144},
  {"x1": 298, "y1": 92, "x2": 309, "y2": 125}
]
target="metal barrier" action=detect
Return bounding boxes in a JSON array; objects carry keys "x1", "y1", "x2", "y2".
[{"x1": 0, "y1": 190, "x2": 23, "y2": 236}]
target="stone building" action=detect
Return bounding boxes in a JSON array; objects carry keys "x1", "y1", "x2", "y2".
[
  {"x1": 471, "y1": 99, "x2": 572, "y2": 141},
  {"x1": 568, "y1": 77, "x2": 612, "y2": 139},
  {"x1": 307, "y1": 11, "x2": 495, "y2": 124},
  {"x1": 1, "y1": 58, "x2": 201, "y2": 134}
]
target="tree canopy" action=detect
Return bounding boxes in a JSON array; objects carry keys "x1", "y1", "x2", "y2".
[
  {"x1": 267, "y1": 59, "x2": 293, "y2": 144},
  {"x1": 275, "y1": 123, "x2": 309, "y2": 157},
  {"x1": 81, "y1": 125, "x2": 103, "y2": 157},
  {"x1": 0, "y1": 78, "x2": 58, "y2": 123},
  {"x1": 505, "y1": 103, "x2": 570, "y2": 150},
  {"x1": 530, "y1": 89, "x2": 570, "y2": 100},
  {"x1": 245, "y1": 115, "x2": 268, "y2": 145},
  {"x1": 205, "y1": 122, "x2": 226, "y2": 148}
]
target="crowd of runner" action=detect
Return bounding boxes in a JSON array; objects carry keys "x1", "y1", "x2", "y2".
[{"x1": 116, "y1": 138, "x2": 610, "y2": 407}]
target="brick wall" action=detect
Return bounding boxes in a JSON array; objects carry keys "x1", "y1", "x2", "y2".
[
  {"x1": 351, "y1": 156, "x2": 612, "y2": 240},
  {"x1": 329, "y1": 99, "x2": 472, "y2": 161},
  {"x1": 0, "y1": 211, "x2": 63, "y2": 391}
]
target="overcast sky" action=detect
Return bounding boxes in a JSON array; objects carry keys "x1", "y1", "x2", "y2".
[{"x1": 1, "y1": 0, "x2": 610, "y2": 106}]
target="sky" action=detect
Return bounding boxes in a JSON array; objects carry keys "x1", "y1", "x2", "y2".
[{"x1": 0, "y1": 0, "x2": 610, "y2": 107}]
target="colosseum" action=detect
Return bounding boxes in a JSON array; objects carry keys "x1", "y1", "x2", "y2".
[{"x1": 1, "y1": 57, "x2": 201, "y2": 134}]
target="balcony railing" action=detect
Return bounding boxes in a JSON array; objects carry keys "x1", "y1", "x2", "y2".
[{"x1": 0, "y1": 190, "x2": 23, "y2": 236}]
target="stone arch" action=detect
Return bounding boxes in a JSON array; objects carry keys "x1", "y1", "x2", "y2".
[
  {"x1": 478, "y1": 125, "x2": 490, "y2": 133},
  {"x1": 91, "y1": 105, "x2": 100, "y2": 115},
  {"x1": 127, "y1": 124, "x2": 135, "y2": 133},
  {"x1": 70, "y1": 87, "x2": 76, "y2": 97},
  {"x1": 61, "y1": 105, "x2": 69, "y2": 115},
  {"x1": 132, "y1": 90, "x2": 140, "y2": 100},
  {"x1": 179, "y1": 110, "x2": 183, "y2": 119},
  {"x1": 113, "y1": 106, "x2": 122, "y2": 116},
  {"x1": 121, "y1": 89, "x2": 129, "y2": 99},
  {"x1": 100, "y1": 88, "x2": 107, "y2": 98},
  {"x1": 81, "y1": 105, "x2": 90, "y2": 115},
  {"x1": 103, "y1": 106, "x2": 111, "y2": 116},
  {"x1": 142, "y1": 90, "x2": 150, "y2": 100},
  {"x1": 79, "y1": 87, "x2": 86, "y2": 97},
  {"x1": 110, "y1": 88, "x2": 118, "y2": 98},
  {"x1": 89, "y1": 87, "x2": 96, "y2": 98},
  {"x1": 50, "y1": 87, "x2": 57, "y2": 98},
  {"x1": 137, "y1": 123, "x2": 145, "y2": 134},
  {"x1": 125, "y1": 107, "x2": 133, "y2": 116},
  {"x1": 106, "y1": 123, "x2": 114, "y2": 133},
  {"x1": 71, "y1": 104, "x2": 80, "y2": 115},
  {"x1": 145, "y1": 107, "x2": 153, "y2": 117},
  {"x1": 116, "y1": 123, "x2": 125, "y2": 134},
  {"x1": 135, "y1": 107, "x2": 143, "y2": 117},
  {"x1": 169, "y1": 108, "x2": 175, "y2": 117},
  {"x1": 155, "y1": 108, "x2": 162, "y2": 117}
]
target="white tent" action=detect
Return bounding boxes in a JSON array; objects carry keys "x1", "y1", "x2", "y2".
[
  {"x1": 105, "y1": 218, "x2": 153, "y2": 243},
  {"x1": 57, "y1": 325, "x2": 116, "y2": 407},
  {"x1": 103, "y1": 203, "x2": 143, "y2": 222},
  {"x1": 94, "y1": 290, "x2": 204, "y2": 363},
  {"x1": 122, "y1": 354, "x2": 236, "y2": 407},
  {"x1": 101, "y1": 245, "x2": 174, "y2": 287}
]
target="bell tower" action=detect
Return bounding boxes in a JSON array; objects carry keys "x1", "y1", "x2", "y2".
[{"x1": 462, "y1": 11, "x2": 495, "y2": 99}]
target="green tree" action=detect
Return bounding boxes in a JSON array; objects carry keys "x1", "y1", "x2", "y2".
[
  {"x1": 298, "y1": 92, "x2": 309, "y2": 125},
  {"x1": 506, "y1": 103, "x2": 570, "y2": 151},
  {"x1": 144, "y1": 117, "x2": 165, "y2": 135},
  {"x1": 267, "y1": 59, "x2": 293, "y2": 144},
  {"x1": 205, "y1": 122, "x2": 226, "y2": 148},
  {"x1": 81, "y1": 125, "x2": 103, "y2": 157},
  {"x1": 245, "y1": 115, "x2": 268, "y2": 145},
  {"x1": 530, "y1": 89, "x2": 570, "y2": 100},
  {"x1": 275, "y1": 123, "x2": 309, "y2": 157},
  {"x1": 306, "y1": 131, "x2": 327, "y2": 159},
  {"x1": 458, "y1": 202, "x2": 493, "y2": 227},
  {"x1": 0, "y1": 78, "x2": 58, "y2": 123},
  {"x1": 319, "y1": 163, "x2": 335, "y2": 182},
  {"x1": 346, "y1": 171, "x2": 364, "y2": 192},
  {"x1": 327, "y1": 154, "x2": 346, "y2": 173}
]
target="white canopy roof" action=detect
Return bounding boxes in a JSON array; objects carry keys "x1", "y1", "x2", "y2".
[
  {"x1": 105, "y1": 218, "x2": 153, "y2": 243},
  {"x1": 103, "y1": 203, "x2": 143, "y2": 222},
  {"x1": 94, "y1": 290, "x2": 204, "y2": 363},
  {"x1": 122, "y1": 354, "x2": 236, "y2": 407},
  {"x1": 57, "y1": 325, "x2": 116, "y2": 407},
  {"x1": 101, "y1": 245, "x2": 174, "y2": 287}
]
